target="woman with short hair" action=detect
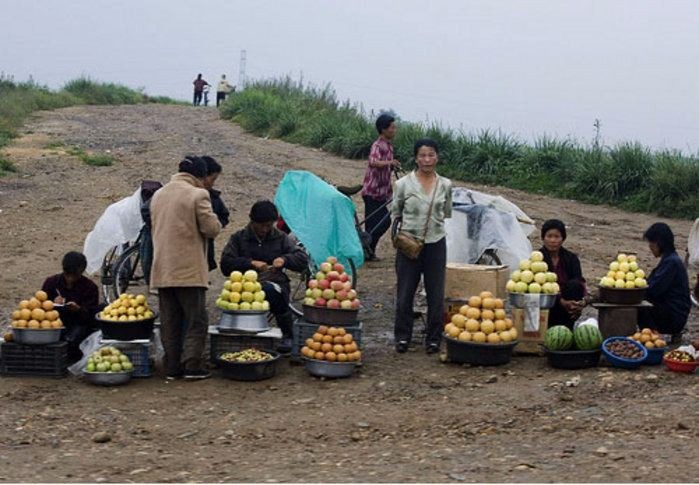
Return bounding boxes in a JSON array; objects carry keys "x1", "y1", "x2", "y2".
[
  {"x1": 639, "y1": 222, "x2": 691, "y2": 335},
  {"x1": 539, "y1": 219, "x2": 586, "y2": 329},
  {"x1": 391, "y1": 139, "x2": 452, "y2": 354}
]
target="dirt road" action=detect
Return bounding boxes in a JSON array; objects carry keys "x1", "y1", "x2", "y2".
[{"x1": 0, "y1": 105, "x2": 697, "y2": 482}]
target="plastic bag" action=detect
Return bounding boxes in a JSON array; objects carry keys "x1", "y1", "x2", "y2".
[
  {"x1": 445, "y1": 188, "x2": 533, "y2": 270},
  {"x1": 574, "y1": 317, "x2": 599, "y2": 331},
  {"x1": 687, "y1": 218, "x2": 699, "y2": 271},
  {"x1": 67, "y1": 330, "x2": 103, "y2": 376},
  {"x1": 83, "y1": 188, "x2": 144, "y2": 275},
  {"x1": 274, "y1": 170, "x2": 364, "y2": 273}
]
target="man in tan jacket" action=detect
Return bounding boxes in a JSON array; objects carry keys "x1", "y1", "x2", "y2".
[{"x1": 150, "y1": 157, "x2": 222, "y2": 380}]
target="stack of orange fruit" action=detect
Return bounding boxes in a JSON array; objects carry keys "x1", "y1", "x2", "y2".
[
  {"x1": 301, "y1": 325, "x2": 361, "y2": 362},
  {"x1": 10, "y1": 291, "x2": 63, "y2": 330}
]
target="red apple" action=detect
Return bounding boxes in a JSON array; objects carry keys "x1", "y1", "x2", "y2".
[
  {"x1": 339, "y1": 273, "x2": 349, "y2": 283},
  {"x1": 330, "y1": 280, "x2": 344, "y2": 291},
  {"x1": 340, "y1": 299, "x2": 352, "y2": 309},
  {"x1": 326, "y1": 256, "x2": 338, "y2": 265},
  {"x1": 322, "y1": 289, "x2": 335, "y2": 300},
  {"x1": 327, "y1": 271, "x2": 340, "y2": 281},
  {"x1": 335, "y1": 290, "x2": 348, "y2": 301},
  {"x1": 308, "y1": 279, "x2": 319, "y2": 289},
  {"x1": 350, "y1": 299, "x2": 361, "y2": 309},
  {"x1": 318, "y1": 279, "x2": 330, "y2": 290},
  {"x1": 333, "y1": 263, "x2": 344, "y2": 273},
  {"x1": 347, "y1": 289, "x2": 357, "y2": 300},
  {"x1": 320, "y1": 262, "x2": 332, "y2": 273},
  {"x1": 314, "y1": 298, "x2": 327, "y2": 307},
  {"x1": 327, "y1": 299, "x2": 341, "y2": 309}
]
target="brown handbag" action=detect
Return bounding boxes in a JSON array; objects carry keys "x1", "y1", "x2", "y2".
[{"x1": 393, "y1": 179, "x2": 439, "y2": 259}]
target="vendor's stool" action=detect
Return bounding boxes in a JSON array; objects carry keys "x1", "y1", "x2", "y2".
[{"x1": 591, "y1": 300, "x2": 653, "y2": 338}]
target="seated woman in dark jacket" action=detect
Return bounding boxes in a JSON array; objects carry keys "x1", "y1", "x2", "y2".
[
  {"x1": 539, "y1": 219, "x2": 586, "y2": 329},
  {"x1": 639, "y1": 223, "x2": 691, "y2": 335},
  {"x1": 220, "y1": 200, "x2": 308, "y2": 353}
]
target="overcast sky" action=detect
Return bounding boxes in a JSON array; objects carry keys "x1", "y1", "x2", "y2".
[{"x1": 2, "y1": 0, "x2": 698, "y2": 150}]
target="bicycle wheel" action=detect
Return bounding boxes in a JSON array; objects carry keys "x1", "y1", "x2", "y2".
[
  {"x1": 100, "y1": 246, "x2": 120, "y2": 303},
  {"x1": 112, "y1": 244, "x2": 147, "y2": 300},
  {"x1": 475, "y1": 249, "x2": 502, "y2": 266}
]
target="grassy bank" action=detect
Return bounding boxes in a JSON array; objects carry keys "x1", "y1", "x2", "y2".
[
  {"x1": 0, "y1": 76, "x2": 180, "y2": 175},
  {"x1": 220, "y1": 78, "x2": 699, "y2": 219}
]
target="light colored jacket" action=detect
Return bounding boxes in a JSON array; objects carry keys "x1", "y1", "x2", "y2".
[
  {"x1": 217, "y1": 79, "x2": 233, "y2": 93},
  {"x1": 150, "y1": 173, "x2": 222, "y2": 288},
  {"x1": 391, "y1": 171, "x2": 452, "y2": 244}
]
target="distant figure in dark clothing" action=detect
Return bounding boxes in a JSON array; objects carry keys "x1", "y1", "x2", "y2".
[
  {"x1": 639, "y1": 223, "x2": 691, "y2": 335},
  {"x1": 201, "y1": 156, "x2": 230, "y2": 271},
  {"x1": 539, "y1": 219, "x2": 586, "y2": 329},
  {"x1": 42, "y1": 252, "x2": 103, "y2": 363},
  {"x1": 193, "y1": 74, "x2": 209, "y2": 106}
]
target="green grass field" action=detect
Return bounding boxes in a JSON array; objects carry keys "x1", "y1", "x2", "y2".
[
  {"x1": 0, "y1": 76, "x2": 181, "y2": 174},
  {"x1": 220, "y1": 78, "x2": 699, "y2": 219}
]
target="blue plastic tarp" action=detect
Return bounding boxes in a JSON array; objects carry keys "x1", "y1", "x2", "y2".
[{"x1": 274, "y1": 170, "x2": 364, "y2": 273}]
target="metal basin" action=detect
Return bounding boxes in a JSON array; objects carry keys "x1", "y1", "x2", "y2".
[
  {"x1": 507, "y1": 292, "x2": 558, "y2": 309},
  {"x1": 13, "y1": 328, "x2": 62, "y2": 345},
  {"x1": 302, "y1": 304, "x2": 359, "y2": 325},
  {"x1": 216, "y1": 351, "x2": 281, "y2": 381},
  {"x1": 303, "y1": 358, "x2": 357, "y2": 378},
  {"x1": 598, "y1": 286, "x2": 646, "y2": 305},
  {"x1": 218, "y1": 310, "x2": 270, "y2": 334},
  {"x1": 83, "y1": 370, "x2": 133, "y2": 386}
]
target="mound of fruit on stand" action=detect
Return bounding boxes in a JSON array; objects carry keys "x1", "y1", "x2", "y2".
[
  {"x1": 86, "y1": 346, "x2": 133, "y2": 373},
  {"x1": 629, "y1": 328, "x2": 666, "y2": 349},
  {"x1": 10, "y1": 290, "x2": 63, "y2": 329},
  {"x1": 301, "y1": 325, "x2": 361, "y2": 362},
  {"x1": 604, "y1": 339, "x2": 644, "y2": 359},
  {"x1": 599, "y1": 253, "x2": 647, "y2": 289},
  {"x1": 216, "y1": 270, "x2": 270, "y2": 311},
  {"x1": 506, "y1": 251, "x2": 560, "y2": 294},
  {"x1": 302, "y1": 256, "x2": 360, "y2": 310},
  {"x1": 444, "y1": 292, "x2": 517, "y2": 344},
  {"x1": 99, "y1": 293, "x2": 154, "y2": 322},
  {"x1": 665, "y1": 349, "x2": 696, "y2": 363},
  {"x1": 220, "y1": 349, "x2": 275, "y2": 362}
]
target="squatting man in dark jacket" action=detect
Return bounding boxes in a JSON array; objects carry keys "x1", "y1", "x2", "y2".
[{"x1": 220, "y1": 200, "x2": 309, "y2": 353}]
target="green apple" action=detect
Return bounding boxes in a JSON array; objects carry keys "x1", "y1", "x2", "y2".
[
  {"x1": 239, "y1": 302, "x2": 252, "y2": 311},
  {"x1": 534, "y1": 272, "x2": 547, "y2": 285},
  {"x1": 230, "y1": 271, "x2": 243, "y2": 282},
  {"x1": 86, "y1": 362, "x2": 96, "y2": 372},
  {"x1": 111, "y1": 363, "x2": 123, "y2": 372},
  {"x1": 519, "y1": 259, "x2": 531, "y2": 271},
  {"x1": 514, "y1": 281, "x2": 529, "y2": 293},
  {"x1": 635, "y1": 269, "x2": 645, "y2": 279},
  {"x1": 254, "y1": 291, "x2": 266, "y2": 302},
  {"x1": 609, "y1": 261, "x2": 620, "y2": 272},
  {"x1": 227, "y1": 302, "x2": 239, "y2": 311},
  {"x1": 251, "y1": 301, "x2": 263, "y2": 311},
  {"x1": 528, "y1": 282, "x2": 542, "y2": 294},
  {"x1": 624, "y1": 280, "x2": 636, "y2": 289},
  {"x1": 530, "y1": 251, "x2": 544, "y2": 262},
  {"x1": 510, "y1": 270, "x2": 522, "y2": 282},
  {"x1": 520, "y1": 270, "x2": 534, "y2": 284},
  {"x1": 614, "y1": 279, "x2": 626, "y2": 289},
  {"x1": 261, "y1": 301, "x2": 270, "y2": 311},
  {"x1": 635, "y1": 278, "x2": 647, "y2": 288},
  {"x1": 506, "y1": 280, "x2": 517, "y2": 292},
  {"x1": 629, "y1": 261, "x2": 638, "y2": 272},
  {"x1": 546, "y1": 272, "x2": 557, "y2": 283},
  {"x1": 531, "y1": 261, "x2": 548, "y2": 274},
  {"x1": 625, "y1": 272, "x2": 636, "y2": 282}
]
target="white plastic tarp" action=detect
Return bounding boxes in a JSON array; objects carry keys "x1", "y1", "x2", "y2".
[
  {"x1": 688, "y1": 218, "x2": 699, "y2": 271},
  {"x1": 445, "y1": 187, "x2": 533, "y2": 271},
  {"x1": 83, "y1": 188, "x2": 144, "y2": 275}
]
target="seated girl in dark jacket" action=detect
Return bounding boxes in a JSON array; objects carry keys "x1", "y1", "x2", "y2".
[
  {"x1": 639, "y1": 223, "x2": 691, "y2": 335},
  {"x1": 539, "y1": 219, "x2": 586, "y2": 329}
]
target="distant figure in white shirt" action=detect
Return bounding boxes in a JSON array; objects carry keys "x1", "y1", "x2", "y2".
[{"x1": 216, "y1": 75, "x2": 234, "y2": 107}]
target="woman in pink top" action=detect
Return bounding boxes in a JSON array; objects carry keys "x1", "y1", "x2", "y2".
[{"x1": 361, "y1": 114, "x2": 401, "y2": 260}]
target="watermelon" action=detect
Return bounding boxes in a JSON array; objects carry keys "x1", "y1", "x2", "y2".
[
  {"x1": 545, "y1": 325, "x2": 574, "y2": 350},
  {"x1": 573, "y1": 324, "x2": 603, "y2": 350}
]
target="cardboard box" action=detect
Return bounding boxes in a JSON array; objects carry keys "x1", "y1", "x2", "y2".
[
  {"x1": 512, "y1": 308, "x2": 549, "y2": 355},
  {"x1": 445, "y1": 263, "x2": 510, "y2": 300},
  {"x1": 444, "y1": 298, "x2": 470, "y2": 324}
]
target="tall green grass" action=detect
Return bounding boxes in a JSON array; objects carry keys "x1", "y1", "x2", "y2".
[
  {"x1": 220, "y1": 77, "x2": 699, "y2": 219},
  {"x1": 0, "y1": 75, "x2": 180, "y2": 175}
]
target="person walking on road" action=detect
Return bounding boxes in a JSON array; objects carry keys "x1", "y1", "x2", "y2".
[
  {"x1": 361, "y1": 114, "x2": 401, "y2": 260},
  {"x1": 150, "y1": 156, "x2": 222, "y2": 380},
  {"x1": 216, "y1": 74, "x2": 234, "y2": 107},
  {"x1": 193, "y1": 74, "x2": 209, "y2": 106}
]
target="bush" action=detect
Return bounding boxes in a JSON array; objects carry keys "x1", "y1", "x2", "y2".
[{"x1": 221, "y1": 78, "x2": 699, "y2": 219}]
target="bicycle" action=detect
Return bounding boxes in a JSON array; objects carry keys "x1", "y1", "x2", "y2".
[{"x1": 100, "y1": 232, "x2": 148, "y2": 304}]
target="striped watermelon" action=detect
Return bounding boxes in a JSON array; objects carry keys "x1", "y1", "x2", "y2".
[
  {"x1": 545, "y1": 326, "x2": 574, "y2": 350},
  {"x1": 574, "y1": 325, "x2": 603, "y2": 350}
]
